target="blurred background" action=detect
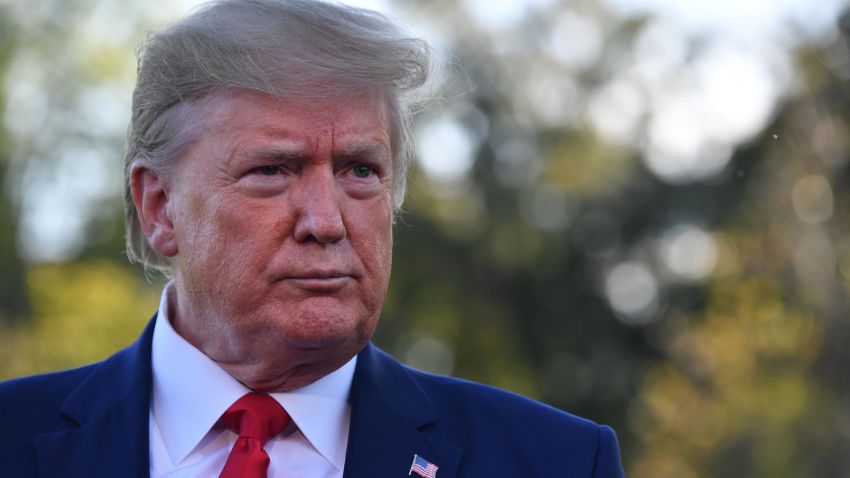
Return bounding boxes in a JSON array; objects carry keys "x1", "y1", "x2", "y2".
[{"x1": 1, "y1": 0, "x2": 849, "y2": 475}]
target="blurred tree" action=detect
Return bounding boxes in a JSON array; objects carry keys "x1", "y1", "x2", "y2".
[
  {"x1": 0, "y1": 0, "x2": 169, "y2": 372},
  {"x1": 0, "y1": 260, "x2": 159, "y2": 380},
  {"x1": 628, "y1": 13, "x2": 850, "y2": 477},
  {"x1": 0, "y1": 5, "x2": 28, "y2": 324}
]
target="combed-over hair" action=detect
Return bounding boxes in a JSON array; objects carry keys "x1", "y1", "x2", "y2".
[{"x1": 124, "y1": 0, "x2": 434, "y2": 274}]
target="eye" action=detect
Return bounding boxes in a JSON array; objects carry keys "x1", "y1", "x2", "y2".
[
  {"x1": 256, "y1": 165, "x2": 281, "y2": 176},
  {"x1": 352, "y1": 164, "x2": 375, "y2": 178}
]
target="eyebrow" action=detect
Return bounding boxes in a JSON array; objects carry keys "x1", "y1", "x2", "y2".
[
  {"x1": 231, "y1": 135, "x2": 391, "y2": 166},
  {"x1": 333, "y1": 140, "x2": 391, "y2": 162},
  {"x1": 244, "y1": 147, "x2": 310, "y2": 163}
]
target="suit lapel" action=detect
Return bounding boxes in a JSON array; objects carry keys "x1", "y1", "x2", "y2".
[
  {"x1": 35, "y1": 318, "x2": 156, "y2": 478},
  {"x1": 343, "y1": 344, "x2": 462, "y2": 478}
]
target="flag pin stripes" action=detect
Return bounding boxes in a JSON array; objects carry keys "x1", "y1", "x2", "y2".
[{"x1": 409, "y1": 454, "x2": 439, "y2": 478}]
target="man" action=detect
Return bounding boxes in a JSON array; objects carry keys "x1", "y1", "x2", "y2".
[{"x1": 0, "y1": 1, "x2": 625, "y2": 476}]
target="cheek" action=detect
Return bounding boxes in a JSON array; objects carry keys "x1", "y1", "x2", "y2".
[
  {"x1": 176, "y1": 192, "x2": 248, "y2": 276},
  {"x1": 376, "y1": 225, "x2": 393, "y2": 280},
  {"x1": 178, "y1": 193, "x2": 221, "y2": 254},
  {"x1": 360, "y1": 206, "x2": 394, "y2": 289}
]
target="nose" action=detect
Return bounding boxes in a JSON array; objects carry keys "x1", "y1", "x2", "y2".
[{"x1": 292, "y1": 166, "x2": 347, "y2": 244}]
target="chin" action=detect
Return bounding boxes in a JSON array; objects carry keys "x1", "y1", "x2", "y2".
[
  {"x1": 285, "y1": 322, "x2": 369, "y2": 352},
  {"x1": 273, "y1": 315, "x2": 371, "y2": 351},
  {"x1": 272, "y1": 300, "x2": 377, "y2": 345}
]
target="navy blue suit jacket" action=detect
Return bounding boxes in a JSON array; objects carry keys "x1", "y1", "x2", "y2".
[{"x1": 0, "y1": 318, "x2": 625, "y2": 477}]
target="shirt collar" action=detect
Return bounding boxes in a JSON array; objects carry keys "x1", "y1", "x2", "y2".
[{"x1": 151, "y1": 281, "x2": 356, "y2": 469}]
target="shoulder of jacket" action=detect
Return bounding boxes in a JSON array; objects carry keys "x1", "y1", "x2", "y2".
[
  {"x1": 0, "y1": 363, "x2": 100, "y2": 406},
  {"x1": 401, "y1": 364, "x2": 602, "y2": 433}
]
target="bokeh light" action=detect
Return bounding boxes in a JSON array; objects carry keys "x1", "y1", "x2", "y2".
[{"x1": 605, "y1": 261, "x2": 661, "y2": 324}]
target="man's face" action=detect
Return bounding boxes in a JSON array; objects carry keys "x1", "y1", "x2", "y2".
[{"x1": 160, "y1": 89, "x2": 394, "y2": 390}]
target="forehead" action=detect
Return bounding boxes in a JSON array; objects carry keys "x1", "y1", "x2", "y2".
[{"x1": 192, "y1": 89, "x2": 392, "y2": 153}]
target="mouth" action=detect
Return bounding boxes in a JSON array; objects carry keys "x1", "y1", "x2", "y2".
[{"x1": 278, "y1": 269, "x2": 356, "y2": 292}]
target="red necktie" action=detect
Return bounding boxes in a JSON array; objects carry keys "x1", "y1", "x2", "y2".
[{"x1": 218, "y1": 393, "x2": 290, "y2": 478}]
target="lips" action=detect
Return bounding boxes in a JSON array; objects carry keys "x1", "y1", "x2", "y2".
[
  {"x1": 292, "y1": 269, "x2": 351, "y2": 279},
  {"x1": 276, "y1": 268, "x2": 356, "y2": 292}
]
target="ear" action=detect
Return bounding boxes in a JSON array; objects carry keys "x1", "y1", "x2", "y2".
[{"x1": 130, "y1": 163, "x2": 178, "y2": 257}]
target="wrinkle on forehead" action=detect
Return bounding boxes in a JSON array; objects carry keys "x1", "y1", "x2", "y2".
[{"x1": 196, "y1": 88, "x2": 392, "y2": 156}]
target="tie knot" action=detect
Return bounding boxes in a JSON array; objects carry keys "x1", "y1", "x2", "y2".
[{"x1": 220, "y1": 393, "x2": 290, "y2": 444}]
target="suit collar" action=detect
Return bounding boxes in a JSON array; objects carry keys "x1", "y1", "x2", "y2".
[
  {"x1": 343, "y1": 343, "x2": 463, "y2": 478},
  {"x1": 36, "y1": 317, "x2": 156, "y2": 478}
]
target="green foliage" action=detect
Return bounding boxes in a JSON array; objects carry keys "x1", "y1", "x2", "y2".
[
  {"x1": 0, "y1": 261, "x2": 159, "y2": 379},
  {"x1": 0, "y1": 4, "x2": 27, "y2": 323}
]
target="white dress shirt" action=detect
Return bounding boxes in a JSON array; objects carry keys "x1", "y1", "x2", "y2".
[{"x1": 149, "y1": 282, "x2": 355, "y2": 478}]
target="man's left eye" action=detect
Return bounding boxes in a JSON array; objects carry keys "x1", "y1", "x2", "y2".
[
  {"x1": 352, "y1": 165, "x2": 375, "y2": 178},
  {"x1": 256, "y1": 165, "x2": 281, "y2": 176}
]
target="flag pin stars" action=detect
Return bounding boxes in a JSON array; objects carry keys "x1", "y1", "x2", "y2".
[{"x1": 409, "y1": 454, "x2": 439, "y2": 478}]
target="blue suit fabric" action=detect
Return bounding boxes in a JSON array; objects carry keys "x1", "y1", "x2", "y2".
[{"x1": 0, "y1": 318, "x2": 625, "y2": 477}]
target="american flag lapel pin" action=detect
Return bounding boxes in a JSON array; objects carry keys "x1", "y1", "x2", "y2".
[{"x1": 409, "y1": 454, "x2": 439, "y2": 478}]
